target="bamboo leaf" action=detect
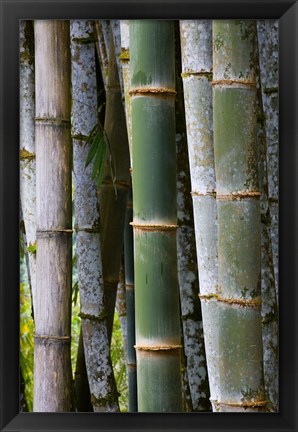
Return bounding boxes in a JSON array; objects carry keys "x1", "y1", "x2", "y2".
[{"x1": 84, "y1": 126, "x2": 101, "y2": 168}]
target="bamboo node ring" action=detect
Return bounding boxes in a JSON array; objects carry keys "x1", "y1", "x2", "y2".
[
  {"x1": 217, "y1": 191, "x2": 261, "y2": 201},
  {"x1": 34, "y1": 335, "x2": 71, "y2": 344},
  {"x1": 212, "y1": 79, "x2": 256, "y2": 88},
  {"x1": 130, "y1": 222, "x2": 178, "y2": 232},
  {"x1": 199, "y1": 293, "x2": 262, "y2": 308},
  {"x1": 129, "y1": 87, "x2": 176, "y2": 97},
  {"x1": 134, "y1": 344, "x2": 182, "y2": 351},
  {"x1": 191, "y1": 191, "x2": 216, "y2": 197}
]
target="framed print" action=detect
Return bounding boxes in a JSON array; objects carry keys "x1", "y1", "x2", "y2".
[{"x1": 0, "y1": 1, "x2": 297, "y2": 431}]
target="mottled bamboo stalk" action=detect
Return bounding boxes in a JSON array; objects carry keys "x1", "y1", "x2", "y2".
[
  {"x1": 213, "y1": 20, "x2": 266, "y2": 412},
  {"x1": 130, "y1": 20, "x2": 182, "y2": 412},
  {"x1": 177, "y1": 21, "x2": 211, "y2": 412},
  {"x1": 119, "y1": 20, "x2": 132, "y2": 163},
  {"x1": 20, "y1": 20, "x2": 37, "y2": 314},
  {"x1": 180, "y1": 20, "x2": 218, "y2": 411},
  {"x1": 256, "y1": 22, "x2": 279, "y2": 412},
  {"x1": 257, "y1": 20, "x2": 279, "y2": 302},
  {"x1": 70, "y1": 20, "x2": 119, "y2": 412},
  {"x1": 99, "y1": 26, "x2": 130, "y2": 343},
  {"x1": 34, "y1": 20, "x2": 73, "y2": 412}
]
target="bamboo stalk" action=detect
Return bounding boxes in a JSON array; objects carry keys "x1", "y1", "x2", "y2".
[
  {"x1": 123, "y1": 187, "x2": 138, "y2": 412},
  {"x1": 180, "y1": 20, "x2": 218, "y2": 411},
  {"x1": 111, "y1": 20, "x2": 125, "y2": 100},
  {"x1": 34, "y1": 20, "x2": 72, "y2": 412},
  {"x1": 257, "y1": 20, "x2": 279, "y2": 302},
  {"x1": 70, "y1": 19, "x2": 119, "y2": 412},
  {"x1": 98, "y1": 26, "x2": 131, "y2": 343},
  {"x1": 130, "y1": 20, "x2": 182, "y2": 412},
  {"x1": 255, "y1": 22, "x2": 279, "y2": 412},
  {"x1": 177, "y1": 21, "x2": 211, "y2": 412},
  {"x1": 117, "y1": 26, "x2": 137, "y2": 409},
  {"x1": 20, "y1": 20, "x2": 37, "y2": 315},
  {"x1": 212, "y1": 20, "x2": 265, "y2": 412},
  {"x1": 119, "y1": 20, "x2": 133, "y2": 163}
]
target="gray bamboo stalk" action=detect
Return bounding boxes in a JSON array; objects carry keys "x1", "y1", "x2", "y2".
[
  {"x1": 255, "y1": 25, "x2": 279, "y2": 412},
  {"x1": 34, "y1": 20, "x2": 73, "y2": 412},
  {"x1": 257, "y1": 20, "x2": 279, "y2": 302},
  {"x1": 70, "y1": 19, "x2": 119, "y2": 412},
  {"x1": 130, "y1": 20, "x2": 182, "y2": 412},
  {"x1": 180, "y1": 20, "x2": 219, "y2": 411},
  {"x1": 119, "y1": 20, "x2": 132, "y2": 163},
  {"x1": 99, "y1": 26, "x2": 131, "y2": 343},
  {"x1": 177, "y1": 21, "x2": 211, "y2": 412},
  {"x1": 20, "y1": 20, "x2": 37, "y2": 315},
  {"x1": 123, "y1": 188, "x2": 137, "y2": 412},
  {"x1": 213, "y1": 20, "x2": 266, "y2": 412}
]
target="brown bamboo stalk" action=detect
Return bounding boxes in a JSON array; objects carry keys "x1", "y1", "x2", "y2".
[{"x1": 34, "y1": 20, "x2": 73, "y2": 412}]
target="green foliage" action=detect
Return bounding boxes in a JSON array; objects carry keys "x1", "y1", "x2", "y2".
[
  {"x1": 71, "y1": 298, "x2": 81, "y2": 376},
  {"x1": 111, "y1": 311, "x2": 128, "y2": 412},
  {"x1": 20, "y1": 282, "x2": 34, "y2": 412},
  {"x1": 26, "y1": 242, "x2": 37, "y2": 255}
]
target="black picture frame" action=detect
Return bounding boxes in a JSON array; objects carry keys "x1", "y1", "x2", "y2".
[{"x1": 0, "y1": 1, "x2": 297, "y2": 431}]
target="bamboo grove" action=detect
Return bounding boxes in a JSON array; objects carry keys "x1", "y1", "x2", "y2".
[{"x1": 19, "y1": 19, "x2": 279, "y2": 413}]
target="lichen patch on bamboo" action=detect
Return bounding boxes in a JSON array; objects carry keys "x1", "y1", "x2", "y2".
[
  {"x1": 20, "y1": 149, "x2": 35, "y2": 160},
  {"x1": 119, "y1": 48, "x2": 130, "y2": 61},
  {"x1": 79, "y1": 311, "x2": 107, "y2": 322}
]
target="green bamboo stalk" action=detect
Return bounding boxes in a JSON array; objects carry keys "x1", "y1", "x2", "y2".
[
  {"x1": 98, "y1": 26, "x2": 131, "y2": 343},
  {"x1": 70, "y1": 19, "x2": 119, "y2": 412},
  {"x1": 257, "y1": 20, "x2": 279, "y2": 302},
  {"x1": 20, "y1": 20, "x2": 37, "y2": 315},
  {"x1": 180, "y1": 20, "x2": 218, "y2": 411},
  {"x1": 177, "y1": 21, "x2": 211, "y2": 412},
  {"x1": 130, "y1": 20, "x2": 182, "y2": 412},
  {"x1": 213, "y1": 20, "x2": 266, "y2": 412},
  {"x1": 124, "y1": 187, "x2": 137, "y2": 412},
  {"x1": 34, "y1": 20, "x2": 73, "y2": 412}
]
